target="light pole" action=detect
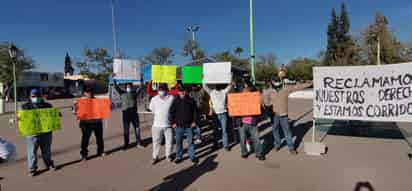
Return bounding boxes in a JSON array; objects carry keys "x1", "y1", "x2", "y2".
[
  {"x1": 249, "y1": 0, "x2": 256, "y2": 84},
  {"x1": 187, "y1": 25, "x2": 200, "y2": 42},
  {"x1": 111, "y1": 0, "x2": 119, "y2": 58},
  {"x1": 8, "y1": 43, "x2": 18, "y2": 124}
]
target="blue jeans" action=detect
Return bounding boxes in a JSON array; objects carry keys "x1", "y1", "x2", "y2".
[
  {"x1": 239, "y1": 124, "x2": 263, "y2": 157},
  {"x1": 272, "y1": 115, "x2": 295, "y2": 151},
  {"x1": 213, "y1": 113, "x2": 229, "y2": 148},
  {"x1": 26, "y1": 132, "x2": 54, "y2": 171},
  {"x1": 194, "y1": 126, "x2": 201, "y2": 140},
  {"x1": 122, "y1": 111, "x2": 141, "y2": 146},
  {"x1": 175, "y1": 127, "x2": 195, "y2": 160}
]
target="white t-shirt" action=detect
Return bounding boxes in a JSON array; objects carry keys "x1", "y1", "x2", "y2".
[
  {"x1": 0, "y1": 138, "x2": 16, "y2": 162},
  {"x1": 149, "y1": 95, "x2": 174, "y2": 128}
]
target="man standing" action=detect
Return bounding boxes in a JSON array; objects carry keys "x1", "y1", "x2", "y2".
[
  {"x1": 189, "y1": 85, "x2": 204, "y2": 144},
  {"x1": 22, "y1": 89, "x2": 56, "y2": 176},
  {"x1": 263, "y1": 77, "x2": 312, "y2": 155},
  {"x1": 169, "y1": 86, "x2": 198, "y2": 164},
  {"x1": 149, "y1": 84, "x2": 174, "y2": 164},
  {"x1": 75, "y1": 87, "x2": 105, "y2": 161},
  {"x1": 113, "y1": 79, "x2": 143, "y2": 149},
  {"x1": 203, "y1": 83, "x2": 232, "y2": 151}
]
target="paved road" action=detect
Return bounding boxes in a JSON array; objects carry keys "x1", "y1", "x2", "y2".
[{"x1": 0, "y1": 98, "x2": 411, "y2": 191}]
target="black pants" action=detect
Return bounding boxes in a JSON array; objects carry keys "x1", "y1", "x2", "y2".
[
  {"x1": 80, "y1": 121, "x2": 104, "y2": 157},
  {"x1": 122, "y1": 111, "x2": 140, "y2": 147}
]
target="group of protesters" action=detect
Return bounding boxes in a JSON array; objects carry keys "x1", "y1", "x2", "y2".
[{"x1": 0, "y1": 75, "x2": 312, "y2": 176}]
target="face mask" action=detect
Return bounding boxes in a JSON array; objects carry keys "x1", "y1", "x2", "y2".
[
  {"x1": 158, "y1": 91, "x2": 166, "y2": 97},
  {"x1": 126, "y1": 88, "x2": 132, "y2": 93},
  {"x1": 31, "y1": 97, "x2": 41, "y2": 104}
]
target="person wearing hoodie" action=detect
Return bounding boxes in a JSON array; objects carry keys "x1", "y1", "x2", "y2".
[
  {"x1": 149, "y1": 84, "x2": 175, "y2": 164},
  {"x1": 203, "y1": 83, "x2": 232, "y2": 151},
  {"x1": 169, "y1": 86, "x2": 199, "y2": 164},
  {"x1": 113, "y1": 79, "x2": 144, "y2": 150},
  {"x1": 21, "y1": 89, "x2": 56, "y2": 176},
  {"x1": 262, "y1": 77, "x2": 312, "y2": 155},
  {"x1": 238, "y1": 85, "x2": 265, "y2": 161},
  {"x1": 75, "y1": 87, "x2": 105, "y2": 161}
]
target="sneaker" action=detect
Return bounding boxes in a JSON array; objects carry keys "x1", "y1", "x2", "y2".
[
  {"x1": 81, "y1": 156, "x2": 88, "y2": 162},
  {"x1": 289, "y1": 150, "x2": 298, "y2": 155},
  {"x1": 191, "y1": 158, "x2": 199, "y2": 164},
  {"x1": 152, "y1": 158, "x2": 159, "y2": 165},
  {"x1": 28, "y1": 170, "x2": 36, "y2": 177},
  {"x1": 167, "y1": 156, "x2": 174, "y2": 162},
  {"x1": 274, "y1": 145, "x2": 281, "y2": 152},
  {"x1": 194, "y1": 139, "x2": 202, "y2": 144},
  {"x1": 100, "y1": 153, "x2": 107, "y2": 157},
  {"x1": 224, "y1": 147, "x2": 231, "y2": 152},
  {"x1": 257, "y1": 156, "x2": 266, "y2": 161},
  {"x1": 49, "y1": 165, "x2": 57, "y2": 171},
  {"x1": 174, "y1": 158, "x2": 182, "y2": 164},
  {"x1": 136, "y1": 144, "x2": 145, "y2": 149},
  {"x1": 241, "y1": 154, "x2": 248, "y2": 159}
]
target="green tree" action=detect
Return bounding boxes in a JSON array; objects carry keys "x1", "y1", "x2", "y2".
[
  {"x1": 143, "y1": 47, "x2": 174, "y2": 65},
  {"x1": 75, "y1": 48, "x2": 113, "y2": 82},
  {"x1": 64, "y1": 52, "x2": 74, "y2": 76},
  {"x1": 362, "y1": 13, "x2": 404, "y2": 64},
  {"x1": 213, "y1": 51, "x2": 249, "y2": 69},
  {"x1": 255, "y1": 54, "x2": 278, "y2": 82},
  {"x1": 234, "y1": 47, "x2": 243, "y2": 57},
  {"x1": 286, "y1": 58, "x2": 319, "y2": 81},
  {"x1": 324, "y1": 8, "x2": 339, "y2": 66},
  {"x1": 0, "y1": 42, "x2": 35, "y2": 98},
  {"x1": 182, "y1": 40, "x2": 205, "y2": 61}
]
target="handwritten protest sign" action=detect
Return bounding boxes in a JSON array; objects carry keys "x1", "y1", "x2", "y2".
[
  {"x1": 313, "y1": 62, "x2": 412, "y2": 122},
  {"x1": 113, "y1": 59, "x2": 141, "y2": 81},
  {"x1": 76, "y1": 98, "x2": 111, "y2": 120},
  {"x1": 18, "y1": 108, "x2": 61, "y2": 137},
  {"x1": 182, "y1": 66, "x2": 203, "y2": 84},
  {"x1": 228, "y1": 92, "x2": 261, "y2": 117},
  {"x1": 203, "y1": 62, "x2": 231, "y2": 84},
  {"x1": 152, "y1": 65, "x2": 176, "y2": 84}
]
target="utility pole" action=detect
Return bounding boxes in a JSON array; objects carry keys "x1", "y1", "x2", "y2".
[{"x1": 249, "y1": 0, "x2": 256, "y2": 83}]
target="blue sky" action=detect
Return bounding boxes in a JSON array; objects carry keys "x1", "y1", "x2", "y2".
[{"x1": 1, "y1": 0, "x2": 411, "y2": 72}]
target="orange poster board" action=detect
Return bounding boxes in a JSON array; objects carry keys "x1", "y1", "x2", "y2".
[
  {"x1": 228, "y1": 92, "x2": 261, "y2": 117},
  {"x1": 76, "y1": 98, "x2": 111, "y2": 120}
]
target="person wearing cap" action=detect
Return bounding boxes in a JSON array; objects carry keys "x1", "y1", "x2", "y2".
[
  {"x1": 169, "y1": 85, "x2": 199, "y2": 164},
  {"x1": 202, "y1": 82, "x2": 232, "y2": 151},
  {"x1": 262, "y1": 77, "x2": 312, "y2": 155},
  {"x1": 75, "y1": 87, "x2": 105, "y2": 161},
  {"x1": 237, "y1": 85, "x2": 265, "y2": 161},
  {"x1": 113, "y1": 79, "x2": 144, "y2": 150},
  {"x1": 148, "y1": 84, "x2": 175, "y2": 164},
  {"x1": 21, "y1": 89, "x2": 56, "y2": 176}
]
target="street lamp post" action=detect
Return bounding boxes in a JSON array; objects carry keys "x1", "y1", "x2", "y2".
[
  {"x1": 249, "y1": 0, "x2": 256, "y2": 84},
  {"x1": 8, "y1": 44, "x2": 18, "y2": 125},
  {"x1": 187, "y1": 25, "x2": 200, "y2": 42}
]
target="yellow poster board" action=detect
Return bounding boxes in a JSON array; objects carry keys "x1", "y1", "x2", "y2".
[
  {"x1": 152, "y1": 65, "x2": 176, "y2": 84},
  {"x1": 17, "y1": 108, "x2": 61, "y2": 137}
]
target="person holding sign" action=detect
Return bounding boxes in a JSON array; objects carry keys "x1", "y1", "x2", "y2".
[
  {"x1": 113, "y1": 78, "x2": 144, "y2": 150},
  {"x1": 169, "y1": 86, "x2": 199, "y2": 164},
  {"x1": 237, "y1": 85, "x2": 265, "y2": 161},
  {"x1": 149, "y1": 84, "x2": 175, "y2": 164},
  {"x1": 75, "y1": 87, "x2": 105, "y2": 161},
  {"x1": 263, "y1": 77, "x2": 312, "y2": 155},
  {"x1": 203, "y1": 83, "x2": 232, "y2": 151},
  {"x1": 21, "y1": 89, "x2": 56, "y2": 176}
]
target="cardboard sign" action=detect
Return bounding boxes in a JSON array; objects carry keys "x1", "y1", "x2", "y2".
[
  {"x1": 18, "y1": 108, "x2": 61, "y2": 137},
  {"x1": 182, "y1": 66, "x2": 203, "y2": 84},
  {"x1": 113, "y1": 59, "x2": 141, "y2": 81},
  {"x1": 203, "y1": 62, "x2": 231, "y2": 84},
  {"x1": 313, "y1": 62, "x2": 412, "y2": 122},
  {"x1": 142, "y1": 64, "x2": 152, "y2": 82},
  {"x1": 152, "y1": 65, "x2": 177, "y2": 84},
  {"x1": 76, "y1": 98, "x2": 111, "y2": 120},
  {"x1": 228, "y1": 92, "x2": 261, "y2": 117}
]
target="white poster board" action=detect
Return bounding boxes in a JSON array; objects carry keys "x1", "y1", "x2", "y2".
[
  {"x1": 203, "y1": 62, "x2": 232, "y2": 84},
  {"x1": 109, "y1": 85, "x2": 122, "y2": 111},
  {"x1": 313, "y1": 62, "x2": 412, "y2": 122},
  {"x1": 113, "y1": 59, "x2": 141, "y2": 81}
]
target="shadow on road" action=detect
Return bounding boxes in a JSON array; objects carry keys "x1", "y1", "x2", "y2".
[{"x1": 149, "y1": 154, "x2": 218, "y2": 191}]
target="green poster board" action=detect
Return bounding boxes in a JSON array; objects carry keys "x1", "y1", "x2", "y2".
[
  {"x1": 182, "y1": 66, "x2": 203, "y2": 84},
  {"x1": 17, "y1": 108, "x2": 61, "y2": 137}
]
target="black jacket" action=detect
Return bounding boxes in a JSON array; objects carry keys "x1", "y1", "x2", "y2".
[
  {"x1": 21, "y1": 100, "x2": 53, "y2": 110},
  {"x1": 169, "y1": 95, "x2": 198, "y2": 127}
]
